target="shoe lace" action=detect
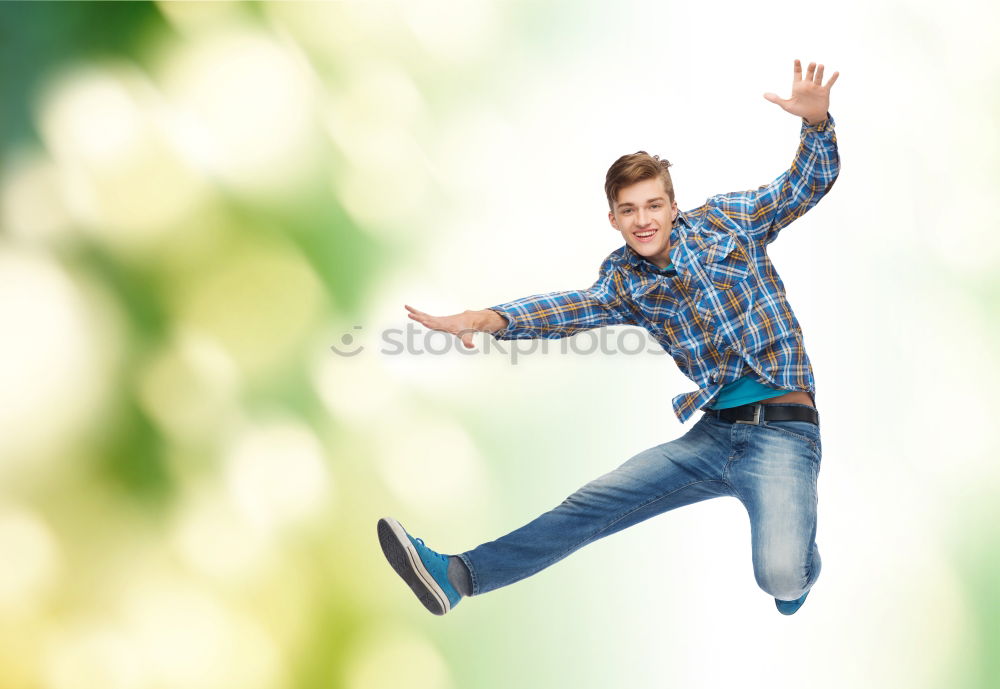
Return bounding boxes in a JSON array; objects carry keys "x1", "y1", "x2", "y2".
[{"x1": 414, "y1": 537, "x2": 448, "y2": 565}]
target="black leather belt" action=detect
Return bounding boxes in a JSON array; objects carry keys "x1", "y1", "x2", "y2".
[{"x1": 706, "y1": 402, "x2": 819, "y2": 425}]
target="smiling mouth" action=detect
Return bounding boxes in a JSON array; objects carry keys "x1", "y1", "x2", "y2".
[{"x1": 634, "y1": 229, "x2": 658, "y2": 242}]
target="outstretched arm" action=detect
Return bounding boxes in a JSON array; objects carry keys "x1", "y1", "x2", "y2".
[
  {"x1": 404, "y1": 305, "x2": 508, "y2": 349},
  {"x1": 713, "y1": 60, "x2": 841, "y2": 245},
  {"x1": 406, "y1": 256, "x2": 635, "y2": 347}
]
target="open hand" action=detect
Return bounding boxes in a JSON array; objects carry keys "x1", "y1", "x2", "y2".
[
  {"x1": 763, "y1": 59, "x2": 839, "y2": 125},
  {"x1": 405, "y1": 305, "x2": 501, "y2": 349}
]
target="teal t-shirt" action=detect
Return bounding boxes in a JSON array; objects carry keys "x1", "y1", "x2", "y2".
[
  {"x1": 707, "y1": 374, "x2": 788, "y2": 409},
  {"x1": 661, "y1": 261, "x2": 785, "y2": 410}
]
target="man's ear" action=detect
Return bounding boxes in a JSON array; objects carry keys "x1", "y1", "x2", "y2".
[{"x1": 608, "y1": 210, "x2": 619, "y2": 230}]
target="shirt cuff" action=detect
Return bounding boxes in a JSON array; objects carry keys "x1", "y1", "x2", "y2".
[
  {"x1": 486, "y1": 307, "x2": 515, "y2": 339},
  {"x1": 801, "y1": 111, "x2": 834, "y2": 132}
]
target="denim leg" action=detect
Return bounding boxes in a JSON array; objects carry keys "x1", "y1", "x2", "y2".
[
  {"x1": 722, "y1": 412, "x2": 823, "y2": 601},
  {"x1": 458, "y1": 416, "x2": 735, "y2": 596}
]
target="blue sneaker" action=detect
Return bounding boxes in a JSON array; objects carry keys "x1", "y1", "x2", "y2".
[
  {"x1": 775, "y1": 590, "x2": 809, "y2": 615},
  {"x1": 377, "y1": 517, "x2": 461, "y2": 615}
]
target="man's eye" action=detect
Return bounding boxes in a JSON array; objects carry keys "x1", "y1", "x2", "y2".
[
  {"x1": 622, "y1": 209, "x2": 632, "y2": 214},
  {"x1": 651, "y1": 204, "x2": 662, "y2": 210}
]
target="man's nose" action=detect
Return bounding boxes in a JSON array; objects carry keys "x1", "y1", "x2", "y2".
[{"x1": 637, "y1": 208, "x2": 651, "y2": 225}]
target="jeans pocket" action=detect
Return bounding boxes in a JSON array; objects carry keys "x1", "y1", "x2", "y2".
[{"x1": 762, "y1": 420, "x2": 821, "y2": 457}]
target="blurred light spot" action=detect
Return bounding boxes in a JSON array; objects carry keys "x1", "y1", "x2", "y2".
[
  {"x1": 331, "y1": 61, "x2": 425, "y2": 130},
  {"x1": 430, "y1": 108, "x2": 519, "y2": 195},
  {"x1": 334, "y1": 162, "x2": 431, "y2": 236},
  {"x1": 155, "y1": 0, "x2": 248, "y2": 36},
  {"x1": 0, "y1": 249, "x2": 117, "y2": 473},
  {"x1": 122, "y1": 580, "x2": 282, "y2": 689},
  {"x1": 931, "y1": 199, "x2": 1000, "y2": 276},
  {"x1": 894, "y1": 292, "x2": 1000, "y2": 489},
  {"x1": 399, "y1": 0, "x2": 500, "y2": 63},
  {"x1": 158, "y1": 28, "x2": 323, "y2": 197},
  {"x1": 173, "y1": 242, "x2": 324, "y2": 376},
  {"x1": 171, "y1": 484, "x2": 271, "y2": 582},
  {"x1": 324, "y1": 62, "x2": 426, "y2": 156},
  {"x1": 224, "y1": 418, "x2": 331, "y2": 534},
  {"x1": 314, "y1": 339, "x2": 406, "y2": 427},
  {"x1": 35, "y1": 63, "x2": 208, "y2": 254},
  {"x1": 41, "y1": 620, "x2": 144, "y2": 689},
  {"x1": 1, "y1": 148, "x2": 74, "y2": 243},
  {"x1": 262, "y1": 1, "x2": 409, "y2": 65},
  {"x1": 137, "y1": 330, "x2": 239, "y2": 443},
  {"x1": 154, "y1": 102, "x2": 221, "y2": 178},
  {"x1": 373, "y1": 412, "x2": 488, "y2": 516},
  {"x1": 840, "y1": 531, "x2": 972, "y2": 687},
  {"x1": 344, "y1": 625, "x2": 452, "y2": 689},
  {"x1": 38, "y1": 66, "x2": 145, "y2": 167},
  {"x1": 324, "y1": 62, "x2": 431, "y2": 235},
  {"x1": 0, "y1": 508, "x2": 60, "y2": 614}
]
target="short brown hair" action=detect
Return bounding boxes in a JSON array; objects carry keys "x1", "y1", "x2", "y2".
[{"x1": 604, "y1": 151, "x2": 674, "y2": 211}]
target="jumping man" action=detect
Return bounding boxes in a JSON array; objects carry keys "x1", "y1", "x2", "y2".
[{"x1": 378, "y1": 59, "x2": 840, "y2": 617}]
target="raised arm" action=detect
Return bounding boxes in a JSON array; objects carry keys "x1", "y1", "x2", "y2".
[
  {"x1": 405, "y1": 255, "x2": 634, "y2": 347},
  {"x1": 712, "y1": 60, "x2": 841, "y2": 246}
]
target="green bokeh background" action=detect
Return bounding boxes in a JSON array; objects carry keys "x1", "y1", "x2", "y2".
[{"x1": 1, "y1": 2, "x2": 997, "y2": 688}]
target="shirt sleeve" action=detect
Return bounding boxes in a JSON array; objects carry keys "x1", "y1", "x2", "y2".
[
  {"x1": 709, "y1": 112, "x2": 840, "y2": 246},
  {"x1": 486, "y1": 255, "x2": 636, "y2": 340}
]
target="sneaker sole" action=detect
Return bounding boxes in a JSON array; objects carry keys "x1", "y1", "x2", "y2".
[{"x1": 377, "y1": 517, "x2": 451, "y2": 615}]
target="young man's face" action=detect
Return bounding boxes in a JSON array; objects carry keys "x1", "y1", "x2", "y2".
[{"x1": 608, "y1": 176, "x2": 678, "y2": 269}]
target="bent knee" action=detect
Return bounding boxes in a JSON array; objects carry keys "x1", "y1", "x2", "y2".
[{"x1": 755, "y1": 561, "x2": 808, "y2": 601}]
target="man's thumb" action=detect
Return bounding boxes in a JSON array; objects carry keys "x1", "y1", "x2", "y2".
[
  {"x1": 461, "y1": 332, "x2": 475, "y2": 349},
  {"x1": 763, "y1": 92, "x2": 782, "y2": 105}
]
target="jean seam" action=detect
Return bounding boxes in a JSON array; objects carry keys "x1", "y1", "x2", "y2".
[
  {"x1": 456, "y1": 553, "x2": 479, "y2": 596},
  {"x1": 532, "y1": 478, "x2": 730, "y2": 575},
  {"x1": 722, "y1": 455, "x2": 749, "y2": 508}
]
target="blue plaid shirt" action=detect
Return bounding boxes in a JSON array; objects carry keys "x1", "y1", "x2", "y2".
[{"x1": 488, "y1": 113, "x2": 840, "y2": 423}]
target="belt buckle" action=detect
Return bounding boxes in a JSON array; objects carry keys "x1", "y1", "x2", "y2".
[{"x1": 733, "y1": 403, "x2": 763, "y2": 425}]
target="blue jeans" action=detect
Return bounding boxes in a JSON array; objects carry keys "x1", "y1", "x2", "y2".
[{"x1": 457, "y1": 404, "x2": 822, "y2": 602}]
